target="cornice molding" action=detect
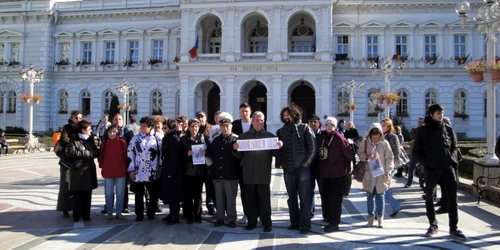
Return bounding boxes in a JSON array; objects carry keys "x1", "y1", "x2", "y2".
[
  {"x1": 58, "y1": 10, "x2": 181, "y2": 25},
  {"x1": 333, "y1": 4, "x2": 457, "y2": 14}
]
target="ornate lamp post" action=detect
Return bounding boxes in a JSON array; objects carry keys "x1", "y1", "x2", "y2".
[
  {"x1": 370, "y1": 57, "x2": 404, "y2": 119},
  {"x1": 340, "y1": 80, "x2": 364, "y2": 123},
  {"x1": 455, "y1": 0, "x2": 499, "y2": 162},
  {"x1": 116, "y1": 78, "x2": 135, "y2": 126},
  {"x1": 19, "y1": 64, "x2": 44, "y2": 149}
]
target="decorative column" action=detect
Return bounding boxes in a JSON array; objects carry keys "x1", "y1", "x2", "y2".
[
  {"x1": 225, "y1": 75, "x2": 235, "y2": 115},
  {"x1": 180, "y1": 76, "x2": 190, "y2": 116}
]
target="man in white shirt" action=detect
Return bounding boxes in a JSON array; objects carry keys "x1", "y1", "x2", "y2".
[{"x1": 96, "y1": 115, "x2": 111, "y2": 142}]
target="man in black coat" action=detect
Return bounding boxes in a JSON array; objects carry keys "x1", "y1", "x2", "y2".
[
  {"x1": 277, "y1": 105, "x2": 317, "y2": 235},
  {"x1": 307, "y1": 114, "x2": 322, "y2": 219},
  {"x1": 233, "y1": 111, "x2": 283, "y2": 232},
  {"x1": 413, "y1": 104, "x2": 466, "y2": 241}
]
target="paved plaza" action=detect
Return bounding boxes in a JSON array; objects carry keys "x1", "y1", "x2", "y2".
[{"x1": 0, "y1": 153, "x2": 499, "y2": 250}]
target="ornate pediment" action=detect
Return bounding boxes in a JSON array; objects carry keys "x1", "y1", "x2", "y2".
[
  {"x1": 145, "y1": 27, "x2": 169, "y2": 36},
  {"x1": 0, "y1": 29, "x2": 24, "y2": 38},
  {"x1": 75, "y1": 29, "x2": 96, "y2": 38},
  {"x1": 122, "y1": 27, "x2": 144, "y2": 37},
  {"x1": 333, "y1": 21, "x2": 356, "y2": 31},
  {"x1": 54, "y1": 31, "x2": 73, "y2": 38},
  {"x1": 447, "y1": 20, "x2": 474, "y2": 30},
  {"x1": 389, "y1": 20, "x2": 416, "y2": 30},
  {"x1": 418, "y1": 20, "x2": 446, "y2": 30},
  {"x1": 360, "y1": 20, "x2": 387, "y2": 31},
  {"x1": 97, "y1": 28, "x2": 119, "y2": 37}
]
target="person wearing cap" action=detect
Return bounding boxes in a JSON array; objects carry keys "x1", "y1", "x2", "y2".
[
  {"x1": 196, "y1": 111, "x2": 213, "y2": 136},
  {"x1": 307, "y1": 114, "x2": 323, "y2": 219},
  {"x1": 206, "y1": 113, "x2": 239, "y2": 228},
  {"x1": 318, "y1": 117, "x2": 353, "y2": 232},
  {"x1": 358, "y1": 123, "x2": 394, "y2": 229},
  {"x1": 233, "y1": 111, "x2": 283, "y2": 232},
  {"x1": 277, "y1": 104, "x2": 317, "y2": 235}
]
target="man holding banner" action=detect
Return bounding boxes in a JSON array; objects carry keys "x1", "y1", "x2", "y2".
[{"x1": 233, "y1": 111, "x2": 283, "y2": 233}]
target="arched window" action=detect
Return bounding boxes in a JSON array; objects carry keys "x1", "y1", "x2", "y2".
[
  {"x1": 367, "y1": 89, "x2": 378, "y2": 114},
  {"x1": 0, "y1": 91, "x2": 4, "y2": 113},
  {"x1": 7, "y1": 91, "x2": 16, "y2": 113},
  {"x1": 396, "y1": 89, "x2": 409, "y2": 116},
  {"x1": 128, "y1": 92, "x2": 138, "y2": 114},
  {"x1": 103, "y1": 90, "x2": 113, "y2": 113},
  {"x1": 206, "y1": 20, "x2": 222, "y2": 54},
  {"x1": 81, "y1": 90, "x2": 91, "y2": 115},
  {"x1": 454, "y1": 90, "x2": 467, "y2": 114},
  {"x1": 290, "y1": 25, "x2": 315, "y2": 52},
  {"x1": 337, "y1": 90, "x2": 349, "y2": 114},
  {"x1": 152, "y1": 90, "x2": 162, "y2": 115},
  {"x1": 425, "y1": 90, "x2": 438, "y2": 110},
  {"x1": 59, "y1": 90, "x2": 68, "y2": 113},
  {"x1": 249, "y1": 25, "x2": 268, "y2": 53}
]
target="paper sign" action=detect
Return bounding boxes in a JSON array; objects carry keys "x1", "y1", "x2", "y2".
[
  {"x1": 192, "y1": 144, "x2": 206, "y2": 165},
  {"x1": 237, "y1": 137, "x2": 279, "y2": 151},
  {"x1": 368, "y1": 158, "x2": 385, "y2": 178}
]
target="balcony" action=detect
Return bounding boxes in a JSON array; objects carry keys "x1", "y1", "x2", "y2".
[
  {"x1": 288, "y1": 52, "x2": 315, "y2": 61},
  {"x1": 241, "y1": 53, "x2": 269, "y2": 61},
  {"x1": 197, "y1": 54, "x2": 221, "y2": 62}
]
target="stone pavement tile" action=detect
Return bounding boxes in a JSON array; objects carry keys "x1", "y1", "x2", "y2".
[
  {"x1": 30, "y1": 226, "x2": 114, "y2": 250},
  {"x1": 0, "y1": 229, "x2": 54, "y2": 250},
  {"x1": 0, "y1": 207, "x2": 73, "y2": 230}
]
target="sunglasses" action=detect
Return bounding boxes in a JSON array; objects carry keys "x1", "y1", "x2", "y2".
[{"x1": 325, "y1": 123, "x2": 335, "y2": 127}]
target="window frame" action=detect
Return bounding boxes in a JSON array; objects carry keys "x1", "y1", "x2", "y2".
[
  {"x1": 0, "y1": 91, "x2": 4, "y2": 113},
  {"x1": 454, "y1": 35, "x2": 466, "y2": 59},
  {"x1": 82, "y1": 42, "x2": 92, "y2": 64},
  {"x1": 7, "y1": 90, "x2": 16, "y2": 113},
  {"x1": 152, "y1": 40, "x2": 164, "y2": 61},
  {"x1": 336, "y1": 35, "x2": 349, "y2": 54},
  {"x1": 128, "y1": 40, "x2": 139, "y2": 63},
  {"x1": 59, "y1": 90, "x2": 68, "y2": 114},
  {"x1": 103, "y1": 90, "x2": 113, "y2": 114},
  {"x1": 366, "y1": 35, "x2": 379, "y2": 58},
  {"x1": 128, "y1": 92, "x2": 138, "y2": 114},
  {"x1": 337, "y1": 90, "x2": 349, "y2": 115},
  {"x1": 396, "y1": 89, "x2": 409, "y2": 116},
  {"x1": 425, "y1": 89, "x2": 438, "y2": 111},
  {"x1": 104, "y1": 41, "x2": 116, "y2": 64},
  {"x1": 454, "y1": 90, "x2": 467, "y2": 114},
  {"x1": 395, "y1": 35, "x2": 408, "y2": 56},
  {"x1": 424, "y1": 35, "x2": 437, "y2": 58},
  {"x1": 81, "y1": 90, "x2": 91, "y2": 115},
  {"x1": 151, "y1": 90, "x2": 162, "y2": 114}
]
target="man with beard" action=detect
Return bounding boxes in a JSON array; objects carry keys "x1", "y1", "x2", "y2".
[
  {"x1": 101, "y1": 113, "x2": 134, "y2": 214},
  {"x1": 277, "y1": 104, "x2": 317, "y2": 234}
]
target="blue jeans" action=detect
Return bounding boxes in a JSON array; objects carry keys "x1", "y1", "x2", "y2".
[
  {"x1": 367, "y1": 192, "x2": 385, "y2": 217},
  {"x1": 385, "y1": 190, "x2": 401, "y2": 212},
  {"x1": 104, "y1": 177, "x2": 126, "y2": 215},
  {"x1": 406, "y1": 155, "x2": 424, "y2": 187},
  {"x1": 283, "y1": 167, "x2": 312, "y2": 229},
  {"x1": 0, "y1": 143, "x2": 9, "y2": 155}
]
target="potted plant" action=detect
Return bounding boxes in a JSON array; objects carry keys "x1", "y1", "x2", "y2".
[
  {"x1": 337, "y1": 111, "x2": 349, "y2": 117},
  {"x1": 173, "y1": 56, "x2": 180, "y2": 63},
  {"x1": 32, "y1": 94, "x2": 42, "y2": 104},
  {"x1": 464, "y1": 60, "x2": 487, "y2": 83},
  {"x1": 371, "y1": 92, "x2": 385, "y2": 104},
  {"x1": 20, "y1": 93, "x2": 31, "y2": 103},
  {"x1": 374, "y1": 105, "x2": 385, "y2": 113},
  {"x1": 386, "y1": 92, "x2": 400, "y2": 105},
  {"x1": 118, "y1": 104, "x2": 132, "y2": 111},
  {"x1": 344, "y1": 103, "x2": 357, "y2": 111},
  {"x1": 454, "y1": 112, "x2": 469, "y2": 121},
  {"x1": 490, "y1": 60, "x2": 500, "y2": 81},
  {"x1": 367, "y1": 56, "x2": 376, "y2": 62}
]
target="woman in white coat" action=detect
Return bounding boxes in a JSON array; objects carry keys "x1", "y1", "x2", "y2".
[{"x1": 358, "y1": 123, "x2": 394, "y2": 228}]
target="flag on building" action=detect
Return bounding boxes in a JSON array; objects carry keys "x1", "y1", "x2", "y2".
[
  {"x1": 189, "y1": 32, "x2": 199, "y2": 59},
  {"x1": 311, "y1": 35, "x2": 316, "y2": 52}
]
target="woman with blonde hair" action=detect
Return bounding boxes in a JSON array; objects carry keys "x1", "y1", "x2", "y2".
[{"x1": 358, "y1": 123, "x2": 394, "y2": 228}]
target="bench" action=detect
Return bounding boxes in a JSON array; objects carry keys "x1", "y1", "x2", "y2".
[
  {"x1": 473, "y1": 176, "x2": 500, "y2": 204},
  {"x1": 4, "y1": 139, "x2": 24, "y2": 150}
]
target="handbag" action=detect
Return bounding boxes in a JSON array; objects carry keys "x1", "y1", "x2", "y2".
[
  {"x1": 343, "y1": 173, "x2": 352, "y2": 196},
  {"x1": 318, "y1": 134, "x2": 335, "y2": 160},
  {"x1": 60, "y1": 157, "x2": 84, "y2": 170},
  {"x1": 54, "y1": 139, "x2": 66, "y2": 158},
  {"x1": 352, "y1": 140, "x2": 368, "y2": 182}
]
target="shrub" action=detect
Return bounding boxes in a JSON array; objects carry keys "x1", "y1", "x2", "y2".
[{"x1": 4, "y1": 126, "x2": 27, "y2": 134}]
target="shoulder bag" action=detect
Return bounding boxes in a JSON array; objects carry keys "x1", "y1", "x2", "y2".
[
  {"x1": 352, "y1": 140, "x2": 368, "y2": 182},
  {"x1": 318, "y1": 134, "x2": 334, "y2": 160}
]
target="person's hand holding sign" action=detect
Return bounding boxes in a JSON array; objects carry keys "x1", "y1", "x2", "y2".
[
  {"x1": 233, "y1": 143, "x2": 239, "y2": 150},
  {"x1": 187, "y1": 150, "x2": 193, "y2": 157},
  {"x1": 277, "y1": 140, "x2": 283, "y2": 149}
]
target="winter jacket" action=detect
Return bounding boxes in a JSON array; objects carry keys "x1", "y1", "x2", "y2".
[
  {"x1": 98, "y1": 136, "x2": 128, "y2": 178},
  {"x1": 200, "y1": 124, "x2": 213, "y2": 137},
  {"x1": 103, "y1": 126, "x2": 134, "y2": 145},
  {"x1": 181, "y1": 133, "x2": 210, "y2": 177},
  {"x1": 232, "y1": 119, "x2": 253, "y2": 136},
  {"x1": 65, "y1": 134, "x2": 99, "y2": 191},
  {"x1": 344, "y1": 128, "x2": 360, "y2": 142},
  {"x1": 96, "y1": 120, "x2": 111, "y2": 137},
  {"x1": 277, "y1": 122, "x2": 317, "y2": 170},
  {"x1": 160, "y1": 130, "x2": 183, "y2": 203},
  {"x1": 318, "y1": 130, "x2": 353, "y2": 179},
  {"x1": 384, "y1": 132, "x2": 405, "y2": 169},
  {"x1": 233, "y1": 128, "x2": 277, "y2": 185},
  {"x1": 207, "y1": 133, "x2": 239, "y2": 180},
  {"x1": 358, "y1": 125, "x2": 394, "y2": 194},
  {"x1": 127, "y1": 131, "x2": 163, "y2": 183},
  {"x1": 309, "y1": 129, "x2": 322, "y2": 178},
  {"x1": 413, "y1": 116, "x2": 458, "y2": 170}
]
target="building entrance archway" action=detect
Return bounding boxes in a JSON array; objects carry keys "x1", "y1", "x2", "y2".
[
  {"x1": 248, "y1": 84, "x2": 267, "y2": 118},
  {"x1": 290, "y1": 83, "x2": 315, "y2": 122},
  {"x1": 207, "y1": 85, "x2": 220, "y2": 124}
]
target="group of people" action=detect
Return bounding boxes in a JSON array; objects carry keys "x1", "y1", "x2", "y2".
[{"x1": 54, "y1": 102, "x2": 466, "y2": 240}]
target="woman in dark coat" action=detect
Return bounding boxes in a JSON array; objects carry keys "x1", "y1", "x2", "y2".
[
  {"x1": 56, "y1": 110, "x2": 82, "y2": 217},
  {"x1": 160, "y1": 119, "x2": 183, "y2": 225},
  {"x1": 65, "y1": 119, "x2": 99, "y2": 222}
]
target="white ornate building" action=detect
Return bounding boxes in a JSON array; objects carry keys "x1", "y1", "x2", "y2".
[{"x1": 0, "y1": 0, "x2": 496, "y2": 138}]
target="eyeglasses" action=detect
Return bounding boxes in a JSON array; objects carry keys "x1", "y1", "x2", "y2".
[{"x1": 325, "y1": 123, "x2": 335, "y2": 127}]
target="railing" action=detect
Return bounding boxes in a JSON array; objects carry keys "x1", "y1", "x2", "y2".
[
  {"x1": 288, "y1": 52, "x2": 315, "y2": 61},
  {"x1": 241, "y1": 53, "x2": 267, "y2": 61},
  {"x1": 197, "y1": 54, "x2": 221, "y2": 62}
]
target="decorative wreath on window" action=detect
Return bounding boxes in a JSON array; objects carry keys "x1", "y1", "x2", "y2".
[
  {"x1": 255, "y1": 27, "x2": 268, "y2": 37},
  {"x1": 297, "y1": 25, "x2": 309, "y2": 36},
  {"x1": 215, "y1": 28, "x2": 222, "y2": 38}
]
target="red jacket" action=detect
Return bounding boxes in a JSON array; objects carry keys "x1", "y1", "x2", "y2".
[
  {"x1": 98, "y1": 137, "x2": 128, "y2": 178},
  {"x1": 319, "y1": 131, "x2": 354, "y2": 179}
]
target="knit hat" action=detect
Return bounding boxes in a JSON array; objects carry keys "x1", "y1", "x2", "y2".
[{"x1": 324, "y1": 117, "x2": 337, "y2": 127}]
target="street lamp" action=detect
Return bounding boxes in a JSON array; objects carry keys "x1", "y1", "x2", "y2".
[
  {"x1": 116, "y1": 78, "x2": 135, "y2": 126},
  {"x1": 340, "y1": 80, "x2": 364, "y2": 123},
  {"x1": 370, "y1": 57, "x2": 404, "y2": 119},
  {"x1": 455, "y1": 0, "x2": 499, "y2": 162},
  {"x1": 19, "y1": 64, "x2": 44, "y2": 150}
]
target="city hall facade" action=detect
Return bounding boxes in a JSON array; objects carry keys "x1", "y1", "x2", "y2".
[{"x1": 0, "y1": 0, "x2": 495, "y2": 137}]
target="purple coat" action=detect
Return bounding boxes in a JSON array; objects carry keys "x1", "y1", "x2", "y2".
[{"x1": 318, "y1": 131, "x2": 353, "y2": 179}]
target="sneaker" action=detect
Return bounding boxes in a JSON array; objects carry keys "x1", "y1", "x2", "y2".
[
  {"x1": 239, "y1": 215, "x2": 248, "y2": 224},
  {"x1": 404, "y1": 184, "x2": 411, "y2": 188},
  {"x1": 122, "y1": 208, "x2": 131, "y2": 214},
  {"x1": 106, "y1": 214, "x2": 113, "y2": 220},
  {"x1": 115, "y1": 214, "x2": 126, "y2": 220},
  {"x1": 425, "y1": 226, "x2": 438, "y2": 237},
  {"x1": 450, "y1": 229, "x2": 466, "y2": 241}
]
